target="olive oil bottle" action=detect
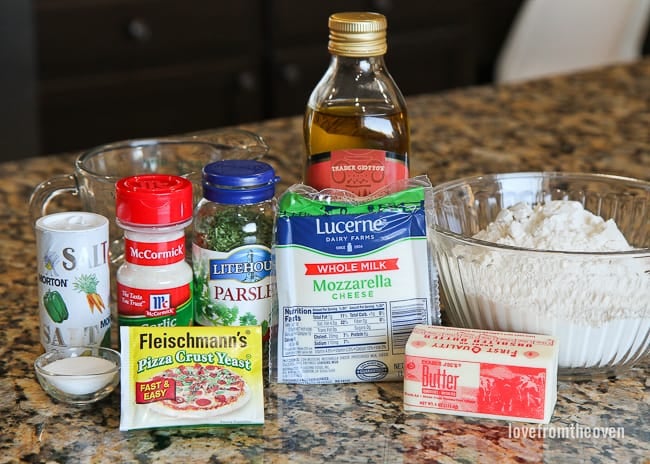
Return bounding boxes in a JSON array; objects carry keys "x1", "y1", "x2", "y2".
[{"x1": 303, "y1": 12, "x2": 410, "y2": 196}]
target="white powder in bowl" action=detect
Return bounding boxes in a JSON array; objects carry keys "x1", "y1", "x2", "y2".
[
  {"x1": 474, "y1": 201, "x2": 634, "y2": 252},
  {"x1": 451, "y1": 200, "x2": 650, "y2": 370},
  {"x1": 43, "y1": 356, "x2": 117, "y2": 395}
]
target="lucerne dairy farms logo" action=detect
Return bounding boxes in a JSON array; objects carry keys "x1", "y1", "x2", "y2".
[
  {"x1": 276, "y1": 210, "x2": 426, "y2": 256},
  {"x1": 314, "y1": 217, "x2": 387, "y2": 235}
]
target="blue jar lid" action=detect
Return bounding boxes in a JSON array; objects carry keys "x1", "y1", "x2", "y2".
[{"x1": 202, "y1": 160, "x2": 279, "y2": 204}]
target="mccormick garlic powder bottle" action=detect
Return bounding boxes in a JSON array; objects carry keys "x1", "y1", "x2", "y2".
[
  {"x1": 303, "y1": 11, "x2": 410, "y2": 196},
  {"x1": 115, "y1": 175, "x2": 194, "y2": 327}
]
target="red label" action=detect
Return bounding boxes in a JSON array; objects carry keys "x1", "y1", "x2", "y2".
[
  {"x1": 304, "y1": 258, "x2": 399, "y2": 275},
  {"x1": 477, "y1": 362, "x2": 546, "y2": 419},
  {"x1": 124, "y1": 237, "x2": 185, "y2": 266},
  {"x1": 404, "y1": 356, "x2": 547, "y2": 420},
  {"x1": 305, "y1": 149, "x2": 408, "y2": 196},
  {"x1": 136, "y1": 377, "x2": 176, "y2": 403},
  {"x1": 117, "y1": 283, "x2": 191, "y2": 317}
]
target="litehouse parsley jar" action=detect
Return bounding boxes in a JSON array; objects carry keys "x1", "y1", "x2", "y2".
[{"x1": 192, "y1": 160, "x2": 279, "y2": 341}]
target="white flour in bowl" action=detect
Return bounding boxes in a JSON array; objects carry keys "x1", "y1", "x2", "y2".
[
  {"x1": 451, "y1": 200, "x2": 650, "y2": 370},
  {"x1": 474, "y1": 201, "x2": 634, "y2": 252}
]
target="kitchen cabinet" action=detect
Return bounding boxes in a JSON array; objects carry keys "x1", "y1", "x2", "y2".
[
  {"x1": 38, "y1": 57, "x2": 264, "y2": 152},
  {"x1": 14, "y1": 0, "x2": 524, "y2": 158},
  {"x1": 34, "y1": 0, "x2": 264, "y2": 154}
]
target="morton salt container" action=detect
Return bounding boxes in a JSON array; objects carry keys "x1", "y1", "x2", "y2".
[{"x1": 35, "y1": 212, "x2": 111, "y2": 351}]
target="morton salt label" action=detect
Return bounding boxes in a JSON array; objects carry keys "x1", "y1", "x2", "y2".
[
  {"x1": 271, "y1": 180, "x2": 440, "y2": 384},
  {"x1": 35, "y1": 212, "x2": 111, "y2": 351}
]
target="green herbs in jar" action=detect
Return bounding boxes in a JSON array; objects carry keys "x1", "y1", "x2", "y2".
[
  {"x1": 192, "y1": 160, "x2": 279, "y2": 337},
  {"x1": 194, "y1": 206, "x2": 274, "y2": 252}
]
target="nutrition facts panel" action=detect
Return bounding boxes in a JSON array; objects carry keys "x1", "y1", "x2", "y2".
[
  {"x1": 313, "y1": 303, "x2": 388, "y2": 352},
  {"x1": 281, "y1": 299, "x2": 429, "y2": 357}
]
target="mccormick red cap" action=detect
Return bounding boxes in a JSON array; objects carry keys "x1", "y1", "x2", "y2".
[{"x1": 115, "y1": 174, "x2": 193, "y2": 226}]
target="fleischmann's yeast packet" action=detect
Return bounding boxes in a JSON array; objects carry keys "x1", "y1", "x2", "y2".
[
  {"x1": 120, "y1": 326, "x2": 264, "y2": 430},
  {"x1": 271, "y1": 177, "x2": 441, "y2": 384}
]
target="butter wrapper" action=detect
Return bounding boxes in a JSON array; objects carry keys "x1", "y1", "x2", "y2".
[
  {"x1": 120, "y1": 326, "x2": 264, "y2": 431},
  {"x1": 404, "y1": 325, "x2": 558, "y2": 423}
]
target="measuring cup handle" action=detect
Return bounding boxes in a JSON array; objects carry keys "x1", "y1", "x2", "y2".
[{"x1": 29, "y1": 174, "x2": 79, "y2": 224}]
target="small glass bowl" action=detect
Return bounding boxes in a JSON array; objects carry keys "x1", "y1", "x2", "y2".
[{"x1": 34, "y1": 346, "x2": 121, "y2": 404}]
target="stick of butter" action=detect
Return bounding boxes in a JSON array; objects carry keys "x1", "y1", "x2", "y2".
[{"x1": 404, "y1": 325, "x2": 558, "y2": 423}]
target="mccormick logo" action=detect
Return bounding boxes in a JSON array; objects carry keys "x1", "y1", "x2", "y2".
[
  {"x1": 125, "y1": 237, "x2": 185, "y2": 266},
  {"x1": 149, "y1": 293, "x2": 171, "y2": 312},
  {"x1": 128, "y1": 244, "x2": 183, "y2": 260}
]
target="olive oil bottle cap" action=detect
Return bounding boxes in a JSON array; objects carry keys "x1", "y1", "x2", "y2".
[{"x1": 328, "y1": 12, "x2": 387, "y2": 57}]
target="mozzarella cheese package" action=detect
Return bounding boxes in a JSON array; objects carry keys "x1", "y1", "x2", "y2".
[
  {"x1": 404, "y1": 325, "x2": 558, "y2": 423},
  {"x1": 271, "y1": 178, "x2": 441, "y2": 384},
  {"x1": 120, "y1": 326, "x2": 264, "y2": 430}
]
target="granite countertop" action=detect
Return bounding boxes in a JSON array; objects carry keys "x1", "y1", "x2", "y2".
[{"x1": 1, "y1": 59, "x2": 649, "y2": 463}]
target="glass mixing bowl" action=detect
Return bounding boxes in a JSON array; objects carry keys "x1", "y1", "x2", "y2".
[{"x1": 428, "y1": 172, "x2": 650, "y2": 380}]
